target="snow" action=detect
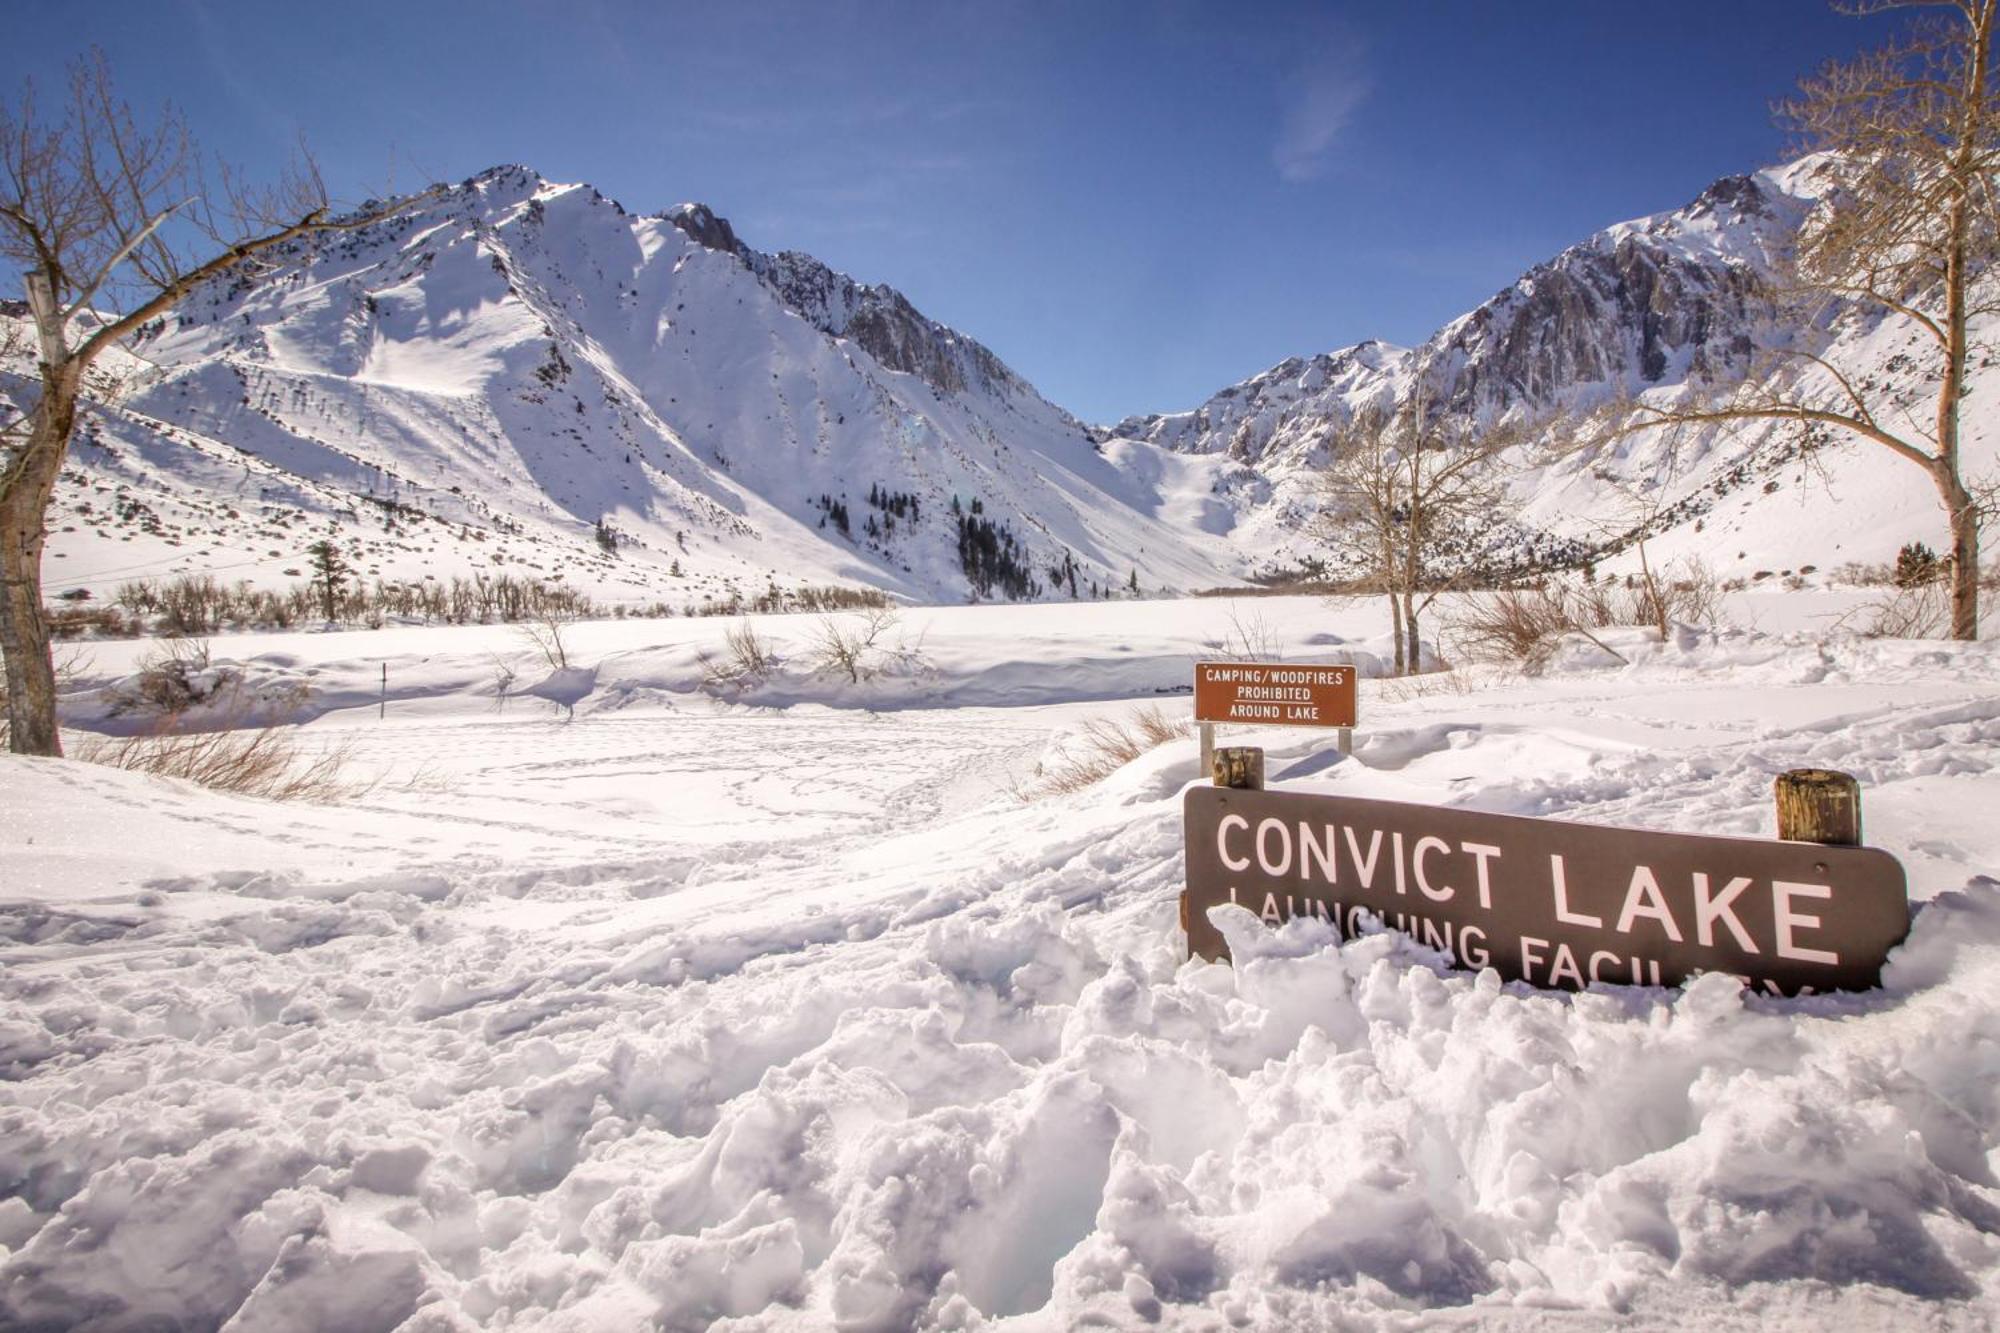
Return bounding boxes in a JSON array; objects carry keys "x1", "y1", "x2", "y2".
[
  {"x1": 9, "y1": 154, "x2": 1995, "y2": 625},
  {"x1": 1, "y1": 168, "x2": 1248, "y2": 613},
  {"x1": 4, "y1": 593, "x2": 1999, "y2": 1329}
]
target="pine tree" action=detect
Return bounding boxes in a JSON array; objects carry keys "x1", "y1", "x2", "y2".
[
  {"x1": 307, "y1": 537, "x2": 350, "y2": 622},
  {"x1": 1895, "y1": 541, "x2": 1942, "y2": 588}
]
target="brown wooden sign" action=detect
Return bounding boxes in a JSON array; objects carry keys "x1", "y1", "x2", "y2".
[
  {"x1": 1193, "y1": 661, "x2": 1356, "y2": 728},
  {"x1": 1184, "y1": 787, "x2": 1909, "y2": 995}
]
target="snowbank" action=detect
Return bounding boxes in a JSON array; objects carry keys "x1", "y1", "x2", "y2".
[{"x1": 4, "y1": 598, "x2": 1999, "y2": 1329}]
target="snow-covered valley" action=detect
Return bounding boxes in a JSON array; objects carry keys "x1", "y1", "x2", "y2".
[{"x1": 4, "y1": 595, "x2": 1999, "y2": 1329}]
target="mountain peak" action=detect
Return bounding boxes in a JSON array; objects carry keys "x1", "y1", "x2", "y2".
[{"x1": 665, "y1": 202, "x2": 746, "y2": 257}]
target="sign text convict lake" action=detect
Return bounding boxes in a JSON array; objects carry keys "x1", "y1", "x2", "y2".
[{"x1": 1183, "y1": 787, "x2": 1909, "y2": 994}]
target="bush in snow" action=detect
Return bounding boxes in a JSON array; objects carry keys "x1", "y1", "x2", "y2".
[
  {"x1": 103, "y1": 638, "x2": 238, "y2": 719},
  {"x1": 699, "y1": 620, "x2": 781, "y2": 690},
  {"x1": 1445, "y1": 561, "x2": 1724, "y2": 671},
  {"x1": 78, "y1": 713, "x2": 368, "y2": 803},
  {"x1": 806, "y1": 608, "x2": 900, "y2": 684},
  {"x1": 1011, "y1": 706, "x2": 1191, "y2": 800},
  {"x1": 1837, "y1": 581, "x2": 1952, "y2": 639}
]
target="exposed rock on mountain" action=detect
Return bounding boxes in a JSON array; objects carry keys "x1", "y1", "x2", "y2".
[
  {"x1": 4, "y1": 166, "x2": 1239, "y2": 606},
  {"x1": 6, "y1": 154, "x2": 1989, "y2": 607},
  {"x1": 1109, "y1": 157, "x2": 1990, "y2": 581}
]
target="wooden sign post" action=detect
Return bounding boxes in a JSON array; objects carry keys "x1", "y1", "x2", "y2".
[
  {"x1": 1193, "y1": 660, "x2": 1359, "y2": 777},
  {"x1": 1182, "y1": 785, "x2": 1908, "y2": 995},
  {"x1": 1775, "y1": 768, "x2": 1862, "y2": 846}
]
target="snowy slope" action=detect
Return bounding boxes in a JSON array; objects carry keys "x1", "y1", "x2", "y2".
[
  {"x1": 3, "y1": 596, "x2": 1999, "y2": 1328},
  {"x1": 3, "y1": 169, "x2": 1243, "y2": 607},
  {"x1": 1110, "y1": 159, "x2": 2000, "y2": 583},
  {"x1": 9, "y1": 155, "x2": 1996, "y2": 609}
]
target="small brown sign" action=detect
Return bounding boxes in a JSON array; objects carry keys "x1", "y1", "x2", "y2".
[
  {"x1": 1184, "y1": 787, "x2": 1909, "y2": 995},
  {"x1": 1193, "y1": 661, "x2": 1356, "y2": 728}
]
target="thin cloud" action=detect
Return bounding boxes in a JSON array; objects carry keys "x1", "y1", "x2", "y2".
[
  {"x1": 184, "y1": 0, "x2": 295, "y2": 149},
  {"x1": 685, "y1": 93, "x2": 1010, "y2": 139},
  {"x1": 1272, "y1": 33, "x2": 1370, "y2": 183}
]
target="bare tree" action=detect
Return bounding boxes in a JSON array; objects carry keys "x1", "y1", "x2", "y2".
[
  {"x1": 1567, "y1": 415, "x2": 1711, "y2": 641},
  {"x1": 0, "y1": 52, "x2": 433, "y2": 755},
  {"x1": 518, "y1": 614, "x2": 571, "y2": 672},
  {"x1": 1314, "y1": 388, "x2": 1515, "y2": 674},
  {"x1": 1599, "y1": 0, "x2": 1998, "y2": 639},
  {"x1": 808, "y1": 607, "x2": 902, "y2": 683}
]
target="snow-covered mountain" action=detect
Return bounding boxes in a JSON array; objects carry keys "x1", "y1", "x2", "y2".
[
  {"x1": 8, "y1": 156, "x2": 1993, "y2": 608},
  {"x1": 1111, "y1": 157, "x2": 1996, "y2": 583},
  {"x1": 5, "y1": 166, "x2": 1243, "y2": 607}
]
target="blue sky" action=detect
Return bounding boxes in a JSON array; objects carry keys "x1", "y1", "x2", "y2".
[{"x1": 16, "y1": 1, "x2": 1902, "y2": 421}]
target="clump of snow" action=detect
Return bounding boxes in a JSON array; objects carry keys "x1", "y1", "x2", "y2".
[{"x1": 3, "y1": 595, "x2": 1998, "y2": 1328}]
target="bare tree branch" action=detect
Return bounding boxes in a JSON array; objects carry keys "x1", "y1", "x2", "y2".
[
  {"x1": 0, "y1": 50, "x2": 442, "y2": 755},
  {"x1": 1314, "y1": 381, "x2": 1518, "y2": 673},
  {"x1": 1588, "y1": 0, "x2": 1997, "y2": 640}
]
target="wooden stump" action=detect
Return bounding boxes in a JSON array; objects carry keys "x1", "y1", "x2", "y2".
[
  {"x1": 1775, "y1": 768, "x2": 1861, "y2": 846},
  {"x1": 1212, "y1": 746, "x2": 1265, "y2": 790}
]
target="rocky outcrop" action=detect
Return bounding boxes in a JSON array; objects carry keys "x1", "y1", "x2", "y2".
[
  {"x1": 663, "y1": 203, "x2": 1031, "y2": 402},
  {"x1": 663, "y1": 202, "x2": 745, "y2": 257},
  {"x1": 1114, "y1": 169, "x2": 1802, "y2": 462}
]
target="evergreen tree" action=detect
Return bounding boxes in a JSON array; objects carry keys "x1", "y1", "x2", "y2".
[
  {"x1": 307, "y1": 537, "x2": 350, "y2": 622},
  {"x1": 1895, "y1": 541, "x2": 1943, "y2": 588}
]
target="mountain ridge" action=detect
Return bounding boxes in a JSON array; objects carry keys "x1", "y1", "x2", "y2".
[
  {"x1": 5, "y1": 164, "x2": 1243, "y2": 606},
  {"x1": 4, "y1": 154, "x2": 1990, "y2": 610}
]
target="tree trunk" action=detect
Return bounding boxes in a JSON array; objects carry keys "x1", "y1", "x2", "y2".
[
  {"x1": 1937, "y1": 15, "x2": 1984, "y2": 640},
  {"x1": 1942, "y1": 464, "x2": 1981, "y2": 641},
  {"x1": 1938, "y1": 193, "x2": 1977, "y2": 638},
  {"x1": 1387, "y1": 591, "x2": 1404, "y2": 674},
  {"x1": 1634, "y1": 533, "x2": 1667, "y2": 639},
  {"x1": 1, "y1": 394, "x2": 74, "y2": 758},
  {"x1": 1402, "y1": 589, "x2": 1421, "y2": 674}
]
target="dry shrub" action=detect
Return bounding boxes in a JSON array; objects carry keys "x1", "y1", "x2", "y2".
[
  {"x1": 105, "y1": 638, "x2": 234, "y2": 717},
  {"x1": 1836, "y1": 558, "x2": 1999, "y2": 595},
  {"x1": 74, "y1": 573, "x2": 898, "y2": 635},
  {"x1": 699, "y1": 619, "x2": 780, "y2": 688},
  {"x1": 79, "y1": 717, "x2": 369, "y2": 802},
  {"x1": 1198, "y1": 606, "x2": 1282, "y2": 661},
  {"x1": 45, "y1": 603, "x2": 138, "y2": 639},
  {"x1": 1831, "y1": 560, "x2": 1896, "y2": 587},
  {"x1": 100, "y1": 571, "x2": 601, "y2": 633},
  {"x1": 488, "y1": 656, "x2": 518, "y2": 709},
  {"x1": 1834, "y1": 582, "x2": 1950, "y2": 638},
  {"x1": 807, "y1": 608, "x2": 917, "y2": 684},
  {"x1": 76, "y1": 637, "x2": 365, "y2": 799},
  {"x1": 518, "y1": 615, "x2": 571, "y2": 670},
  {"x1": 1446, "y1": 559, "x2": 1723, "y2": 670},
  {"x1": 1014, "y1": 706, "x2": 1192, "y2": 801},
  {"x1": 385, "y1": 762, "x2": 457, "y2": 796},
  {"x1": 1658, "y1": 557, "x2": 1724, "y2": 629},
  {"x1": 1446, "y1": 587, "x2": 1580, "y2": 667},
  {"x1": 155, "y1": 575, "x2": 233, "y2": 635},
  {"x1": 1376, "y1": 667, "x2": 1479, "y2": 704},
  {"x1": 774, "y1": 584, "x2": 890, "y2": 614}
]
